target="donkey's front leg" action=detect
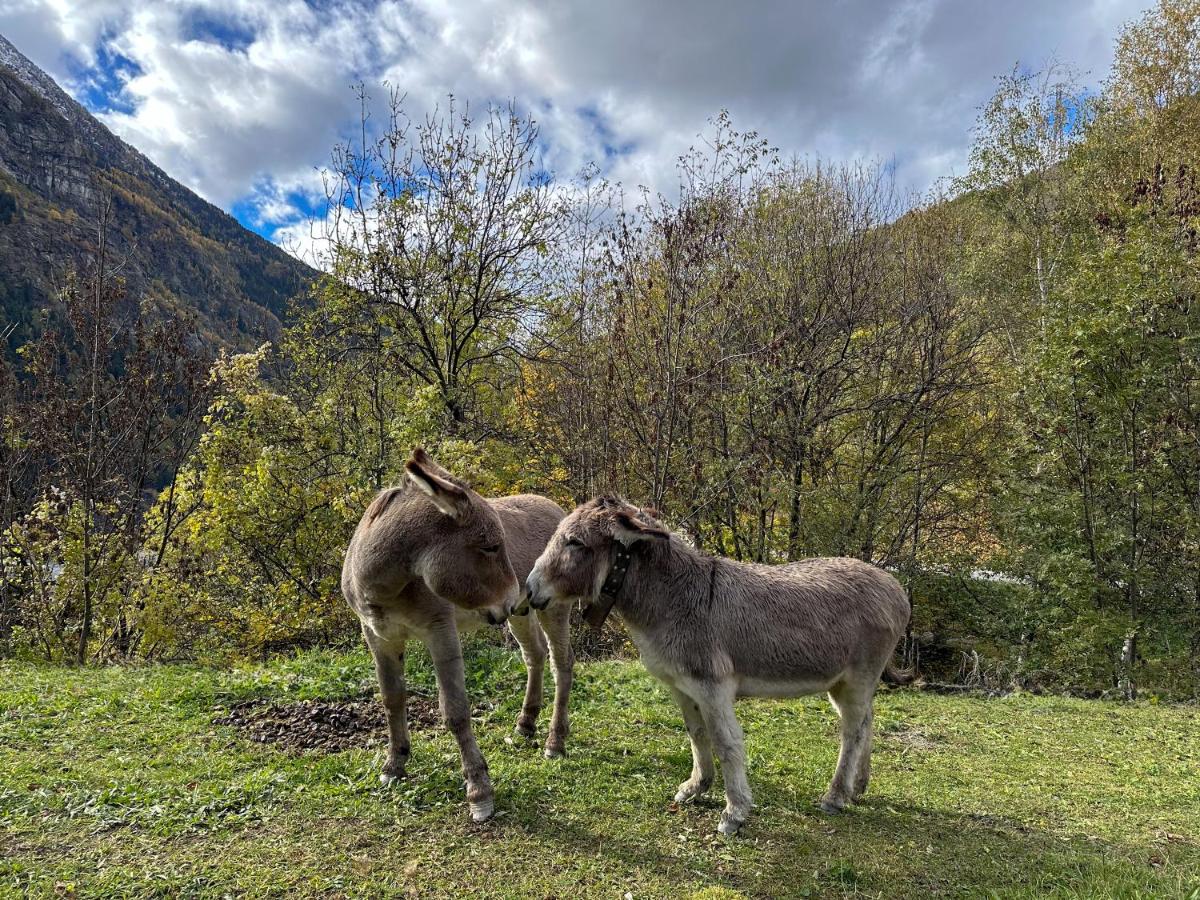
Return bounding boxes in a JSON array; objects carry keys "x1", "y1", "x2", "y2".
[
  {"x1": 688, "y1": 679, "x2": 752, "y2": 835},
  {"x1": 669, "y1": 686, "x2": 715, "y2": 803},
  {"x1": 539, "y1": 603, "x2": 574, "y2": 758},
  {"x1": 426, "y1": 625, "x2": 494, "y2": 822},
  {"x1": 365, "y1": 628, "x2": 411, "y2": 784}
]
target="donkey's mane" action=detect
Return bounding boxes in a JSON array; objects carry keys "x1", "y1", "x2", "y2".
[
  {"x1": 365, "y1": 487, "x2": 403, "y2": 524},
  {"x1": 587, "y1": 495, "x2": 665, "y2": 528}
]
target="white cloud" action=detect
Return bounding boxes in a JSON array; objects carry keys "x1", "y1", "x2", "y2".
[{"x1": 1, "y1": 0, "x2": 1157, "y2": 253}]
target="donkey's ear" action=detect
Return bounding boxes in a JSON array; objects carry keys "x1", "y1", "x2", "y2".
[
  {"x1": 612, "y1": 511, "x2": 669, "y2": 546},
  {"x1": 405, "y1": 458, "x2": 468, "y2": 520},
  {"x1": 410, "y1": 446, "x2": 432, "y2": 466}
]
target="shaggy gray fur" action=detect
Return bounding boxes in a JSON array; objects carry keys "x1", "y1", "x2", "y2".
[
  {"x1": 342, "y1": 449, "x2": 573, "y2": 823},
  {"x1": 526, "y1": 496, "x2": 910, "y2": 834}
]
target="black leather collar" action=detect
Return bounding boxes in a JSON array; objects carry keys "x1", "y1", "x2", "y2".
[{"x1": 582, "y1": 541, "x2": 632, "y2": 632}]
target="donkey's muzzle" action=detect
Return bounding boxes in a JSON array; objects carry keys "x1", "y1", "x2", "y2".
[
  {"x1": 525, "y1": 572, "x2": 552, "y2": 611},
  {"x1": 511, "y1": 591, "x2": 533, "y2": 617},
  {"x1": 484, "y1": 579, "x2": 522, "y2": 625}
]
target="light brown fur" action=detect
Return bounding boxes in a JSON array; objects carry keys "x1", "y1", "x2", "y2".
[
  {"x1": 341, "y1": 449, "x2": 573, "y2": 822},
  {"x1": 526, "y1": 496, "x2": 911, "y2": 834}
]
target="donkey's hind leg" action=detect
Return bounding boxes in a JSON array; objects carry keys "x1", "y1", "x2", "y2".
[
  {"x1": 538, "y1": 602, "x2": 574, "y2": 759},
  {"x1": 851, "y1": 703, "x2": 874, "y2": 800},
  {"x1": 822, "y1": 677, "x2": 875, "y2": 813},
  {"x1": 506, "y1": 612, "x2": 547, "y2": 740}
]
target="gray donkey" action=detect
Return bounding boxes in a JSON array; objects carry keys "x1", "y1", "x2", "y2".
[
  {"x1": 525, "y1": 497, "x2": 911, "y2": 835},
  {"x1": 342, "y1": 448, "x2": 573, "y2": 822}
]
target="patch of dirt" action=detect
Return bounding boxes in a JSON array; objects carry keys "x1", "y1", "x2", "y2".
[
  {"x1": 879, "y1": 724, "x2": 944, "y2": 753},
  {"x1": 213, "y1": 693, "x2": 440, "y2": 754}
]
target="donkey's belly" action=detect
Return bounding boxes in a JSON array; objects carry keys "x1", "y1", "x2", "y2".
[
  {"x1": 359, "y1": 594, "x2": 485, "y2": 643},
  {"x1": 361, "y1": 606, "x2": 409, "y2": 643},
  {"x1": 736, "y1": 674, "x2": 837, "y2": 699}
]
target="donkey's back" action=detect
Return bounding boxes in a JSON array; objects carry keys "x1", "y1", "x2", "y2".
[
  {"x1": 711, "y1": 555, "x2": 910, "y2": 695},
  {"x1": 488, "y1": 493, "x2": 570, "y2": 580}
]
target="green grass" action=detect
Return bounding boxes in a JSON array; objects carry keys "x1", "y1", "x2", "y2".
[{"x1": 1, "y1": 646, "x2": 1197, "y2": 899}]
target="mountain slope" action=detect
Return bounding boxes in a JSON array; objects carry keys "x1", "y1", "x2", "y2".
[{"x1": 0, "y1": 33, "x2": 315, "y2": 354}]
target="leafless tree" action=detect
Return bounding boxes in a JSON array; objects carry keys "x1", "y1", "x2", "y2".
[{"x1": 315, "y1": 90, "x2": 565, "y2": 433}]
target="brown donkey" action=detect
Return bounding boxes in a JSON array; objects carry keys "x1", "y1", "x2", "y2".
[
  {"x1": 525, "y1": 497, "x2": 911, "y2": 835},
  {"x1": 342, "y1": 449, "x2": 573, "y2": 822}
]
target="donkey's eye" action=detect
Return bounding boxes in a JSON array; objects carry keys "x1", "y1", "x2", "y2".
[
  {"x1": 565, "y1": 537, "x2": 588, "y2": 551},
  {"x1": 480, "y1": 544, "x2": 500, "y2": 555}
]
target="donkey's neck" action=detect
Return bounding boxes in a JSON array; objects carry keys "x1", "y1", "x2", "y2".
[{"x1": 615, "y1": 538, "x2": 712, "y2": 629}]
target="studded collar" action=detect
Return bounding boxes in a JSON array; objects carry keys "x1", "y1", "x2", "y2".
[{"x1": 582, "y1": 541, "x2": 632, "y2": 632}]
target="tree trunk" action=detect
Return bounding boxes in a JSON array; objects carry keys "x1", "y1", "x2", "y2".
[
  {"x1": 786, "y1": 447, "x2": 805, "y2": 561},
  {"x1": 1118, "y1": 628, "x2": 1139, "y2": 701},
  {"x1": 77, "y1": 524, "x2": 92, "y2": 665}
]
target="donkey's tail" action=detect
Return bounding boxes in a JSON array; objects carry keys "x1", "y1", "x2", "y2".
[
  {"x1": 882, "y1": 663, "x2": 918, "y2": 685},
  {"x1": 881, "y1": 584, "x2": 918, "y2": 686}
]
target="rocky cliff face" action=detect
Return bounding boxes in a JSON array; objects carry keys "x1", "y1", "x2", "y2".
[{"x1": 0, "y1": 33, "x2": 315, "y2": 354}]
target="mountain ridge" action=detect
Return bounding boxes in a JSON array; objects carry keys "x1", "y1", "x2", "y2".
[{"x1": 0, "y1": 32, "x2": 315, "y2": 354}]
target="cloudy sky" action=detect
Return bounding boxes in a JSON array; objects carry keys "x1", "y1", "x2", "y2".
[{"x1": 1, "y1": 0, "x2": 1154, "y2": 258}]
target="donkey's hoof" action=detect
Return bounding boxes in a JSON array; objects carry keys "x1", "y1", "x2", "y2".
[
  {"x1": 818, "y1": 795, "x2": 847, "y2": 815},
  {"x1": 543, "y1": 744, "x2": 566, "y2": 760},
  {"x1": 674, "y1": 778, "x2": 712, "y2": 804},
  {"x1": 512, "y1": 722, "x2": 537, "y2": 741},
  {"x1": 717, "y1": 813, "x2": 745, "y2": 836},
  {"x1": 468, "y1": 798, "x2": 495, "y2": 823},
  {"x1": 379, "y1": 767, "x2": 406, "y2": 786}
]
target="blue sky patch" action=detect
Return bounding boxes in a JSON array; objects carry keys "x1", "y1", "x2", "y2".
[
  {"x1": 67, "y1": 41, "x2": 139, "y2": 116},
  {"x1": 232, "y1": 181, "x2": 332, "y2": 241},
  {"x1": 577, "y1": 105, "x2": 635, "y2": 160},
  {"x1": 229, "y1": 197, "x2": 277, "y2": 240},
  {"x1": 182, "y1": 10, "x2": 257, "y2": 53}
]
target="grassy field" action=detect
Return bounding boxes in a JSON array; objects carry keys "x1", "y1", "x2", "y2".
[{"x1": 1, "y1": 644, "x2": 1197, "y2": 899}]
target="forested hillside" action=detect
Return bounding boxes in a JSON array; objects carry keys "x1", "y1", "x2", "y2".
[
  {"x1": 0, "y1": 33, "x2": 314, "y2": 355},
  {"x1": 1, "y1": 2, "x2": 1198, "y2": 698}
]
